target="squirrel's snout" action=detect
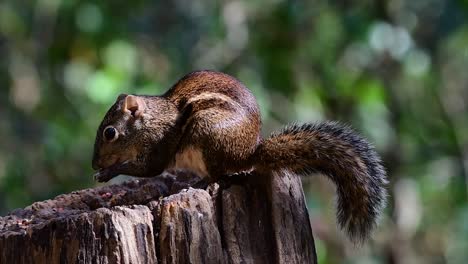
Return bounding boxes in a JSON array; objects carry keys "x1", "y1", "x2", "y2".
[
  {"x1": 92, "y1": 150, "x2": 101, "y2": 170},
  {"x1": 92, "y1": 159, "x2": 100, "y2": 170},
  {"x1": 92, "y1": 147, "x2": 100, "y2": 170}
]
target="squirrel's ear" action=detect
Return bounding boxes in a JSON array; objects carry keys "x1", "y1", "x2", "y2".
[
  {"x1": 117, "y1": 93, "x2": 128, "y2": 101},
  {"x1": 123, "y1": 95, "x2": 146, "y2": 118}
]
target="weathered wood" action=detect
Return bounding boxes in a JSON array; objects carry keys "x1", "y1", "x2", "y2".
[
  {"x1": 270, "y1": 170, "x2": 317, "y2": 263},
  {"x1": 0, "y1": 170, "x2": 317, "y2": 264},
  {"x1": 158, "y1": 189, "x2": 223, "y2": 264}
]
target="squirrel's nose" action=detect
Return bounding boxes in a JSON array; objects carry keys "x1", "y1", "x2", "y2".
[
  {"x1": 92, "y1": 152, "x2": 101, "y2": 170},
  {"x1": 92, "y1": 159, "x2": 100, "y2": 170}
]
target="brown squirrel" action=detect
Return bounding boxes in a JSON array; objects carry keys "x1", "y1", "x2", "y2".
[{"x1": 92, "y1": 70, "x2": 387, "y2": 242}]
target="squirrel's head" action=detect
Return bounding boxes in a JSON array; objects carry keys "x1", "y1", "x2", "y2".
[{"x1": 92, "y1": 94, "x2": 180, "y2": 182}]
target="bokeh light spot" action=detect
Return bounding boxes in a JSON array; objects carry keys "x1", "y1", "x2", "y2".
[{"x1": 76, "y1": 3, "x2": 102, "y2": 33}]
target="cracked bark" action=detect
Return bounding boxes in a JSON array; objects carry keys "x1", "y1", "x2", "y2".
[{"x1": 0, "y1": 170, "x2": 317, "y2": 264}]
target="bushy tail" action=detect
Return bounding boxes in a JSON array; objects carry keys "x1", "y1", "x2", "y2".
[{"x1": 253, "y1": 121, "x2": 387, "y2": 242}]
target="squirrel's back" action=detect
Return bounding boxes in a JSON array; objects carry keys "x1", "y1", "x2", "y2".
[
  {"x1": 163, "y1": 71, "x2": 262, "y2": 176},
  {"x1": 164, "y1": 70, "x2": 260, "y2": 117}
]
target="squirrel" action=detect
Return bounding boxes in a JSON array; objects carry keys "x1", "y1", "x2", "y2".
[{"x1": 92, "y1": 70, "x2": 387, "y2": 242}]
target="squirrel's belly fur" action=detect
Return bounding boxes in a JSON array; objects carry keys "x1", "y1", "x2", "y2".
[
  {"x1": 171, "y1": 146, "x2": 208, "y2": 177},
  {"x1": 92, "y1": 70, "x2": 387, "y2": 244}
]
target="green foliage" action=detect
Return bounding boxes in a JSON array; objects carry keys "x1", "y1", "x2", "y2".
[{"x1": 1, "y1": 0, "x2": 468, "y2": 262}]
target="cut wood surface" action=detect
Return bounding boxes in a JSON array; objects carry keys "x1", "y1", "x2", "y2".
[{"x1": 0, "y1": 170, "x2": 317, "y2": 264}]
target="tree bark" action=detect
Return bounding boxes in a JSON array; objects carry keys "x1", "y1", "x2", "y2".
[{"x1": 0, "y1": 170, "x2": 317, "y2": 264}]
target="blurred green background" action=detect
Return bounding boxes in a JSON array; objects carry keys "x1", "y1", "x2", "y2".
[{"x1": 1, "y1": 0, "x2": 468, "y2": 263}]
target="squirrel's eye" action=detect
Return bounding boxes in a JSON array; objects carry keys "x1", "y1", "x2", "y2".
[{"x1": 103, "y1": 126, "x2": 118, "y2": 142}]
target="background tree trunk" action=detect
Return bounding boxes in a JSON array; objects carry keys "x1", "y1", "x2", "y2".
[{"x1": 0, "y1": 170, "x2": 317, "y2": 264}]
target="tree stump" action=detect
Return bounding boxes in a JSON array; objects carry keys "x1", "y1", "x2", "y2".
[{"x1": 0, "y1": 170, "x2": 317, "y2": 264}]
